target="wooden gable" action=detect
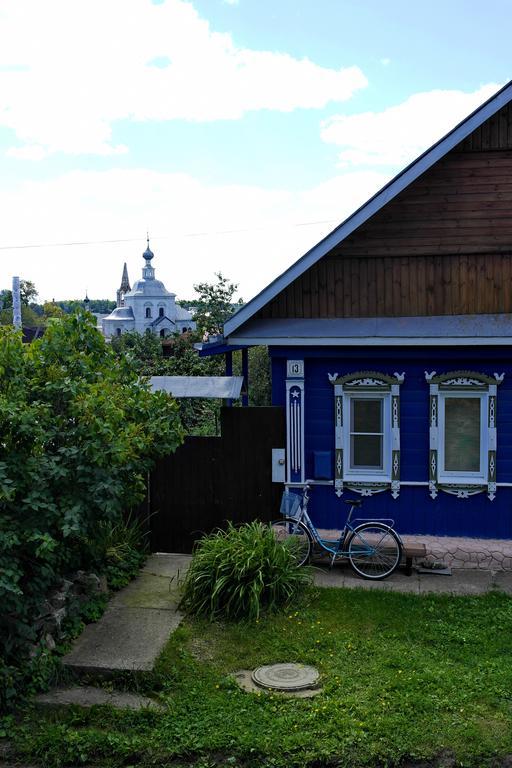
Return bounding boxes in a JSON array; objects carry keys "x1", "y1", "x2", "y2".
[{"x1": 257, "y1": 103, "x2": 512, "y2": 321}]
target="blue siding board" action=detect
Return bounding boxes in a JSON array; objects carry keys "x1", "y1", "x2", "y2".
[{"x1": 271, "y1": 345, "x2": 512, "y2": 539}]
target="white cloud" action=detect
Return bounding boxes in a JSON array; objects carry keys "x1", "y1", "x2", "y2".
[
  {"x1": 0, "y1": 167, "x2": 389, "y2": 302},
  {"x1": 0, "y1": 0, "x2": 367, "y2": 158},
  {"x1": 321, "y1": 83, "x2": 502, "y2": 168}
]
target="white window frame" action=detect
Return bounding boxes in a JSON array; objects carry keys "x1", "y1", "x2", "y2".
[
  {"x1": 342, "y1": 392, "x2": 392, "y2": 483},
  {"x1": 329, "y1": 370, "x2": 404, "y2": 499},
  {"x1": 425, "y1": 370, "x2": 504, "y2": 501},
  {"x1": 437, "y1": 391, "x2": 488, "y2": 485}
]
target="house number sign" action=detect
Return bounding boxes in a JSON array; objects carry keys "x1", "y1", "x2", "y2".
[{"x1": 287, "y1": 360, "x2": 304, "y2": 378}]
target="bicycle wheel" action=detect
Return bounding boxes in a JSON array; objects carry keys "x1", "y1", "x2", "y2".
[
  {"x1": 270, "y1": 518, "x2": 312, "y2": 567},
  {"x1": 346, "y1": 522, "x2": 402, "y2": 580}
]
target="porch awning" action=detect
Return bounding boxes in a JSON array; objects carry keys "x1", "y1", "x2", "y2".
[{"x1": 150, "y1": 376, "x2": 244, "y2": 399}]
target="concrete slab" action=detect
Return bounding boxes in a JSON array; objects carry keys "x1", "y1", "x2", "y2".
[
  {"x1": 312, "y1": 565, "x2": 421, "y2": 593},
  {"x1": 62, "y1": 555, "x2": 186, "y2": 677},
  {"x1": 109, "y1": 573, "x2": 180, "y2": 610},
  {"x1": 343, "y1": 572, "x2": 421, "y2": 594},
  {"x1": 312, "y1": 567, "x2": 346, "y2": 588},
  {"x1": 63, "y1": 606, "x2": 183, "y2": 675},
  {"x1": 142, "y1": 553, "x2": 192, "y2": 579},
  {"x1": 493, "y1": 571, "x2": 512, "y2": 595},
  {"x1": 34, "y1": 685, "x2": 163, "y2": 711},
  {"x1": 419, "y1": 568, "x2": 494, "y2": 595}
]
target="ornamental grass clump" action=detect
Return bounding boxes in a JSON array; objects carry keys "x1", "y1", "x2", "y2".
[{"x1": 179, "y1": 521, "x2": 311, "y2": 621}]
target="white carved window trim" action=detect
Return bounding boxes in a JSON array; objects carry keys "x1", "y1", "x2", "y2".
[
  {"x1": 425, "y1": 370, "x2": 504, "y2": 501},
  {"x1": 328, "y1": 371, "x2": 404, "y2": 499},
  {"x1": 342, "y1": 392, "x2": 392, "y2": 483}
]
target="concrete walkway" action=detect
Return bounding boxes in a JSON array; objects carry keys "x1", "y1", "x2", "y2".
[
  {"x1": 62, "y1": 551, "x2": 512, "y2": 679},
  {"x1": 313, "y1": 561, "x2": 512, "y2": 594},
  {"x1": 62, "y1": 553, "x2": 190, "y2": 676}
]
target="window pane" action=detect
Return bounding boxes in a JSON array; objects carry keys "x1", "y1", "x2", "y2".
[
  {"x1": 351, "y1": 435, "x2": 383, "y2": 469},
  {"x1": 444, "y1": 397, "x2": 481, "y2": 472},
  {"x1": 351, "y1": 399, "x2": 382, "y2": 433}
]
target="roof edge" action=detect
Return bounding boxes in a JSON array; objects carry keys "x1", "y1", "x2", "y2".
[{"x1": 225, "y1": 80, "x2": 512, "y2": 337}]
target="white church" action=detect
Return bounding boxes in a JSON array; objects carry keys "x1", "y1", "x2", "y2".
[{"x1": 102, "y1": 240, "x2": 195, "y2": 339}]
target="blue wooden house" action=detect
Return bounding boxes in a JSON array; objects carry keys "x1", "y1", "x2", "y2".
[{"x1": 204, "y1": 81, "x2": 512, "y2": 540}]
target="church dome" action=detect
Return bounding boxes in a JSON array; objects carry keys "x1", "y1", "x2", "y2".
[
  {"x1": 128, "y1": 278, "x2": 175, "y2": 298},
  {"x1": 104, "y1": 306, "x2": 134, "y2": 320},
  {"x1": 143, "y1": 239, "x2": 154, "y2": 261}
]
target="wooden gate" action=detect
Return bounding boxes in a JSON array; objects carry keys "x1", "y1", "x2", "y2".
[{"x1": 147, "y1": 407, "x2": 285, "y2": 553}]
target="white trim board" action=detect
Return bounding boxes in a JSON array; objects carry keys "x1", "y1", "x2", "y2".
[
  {"x1": 229, "y1": 336, "x2": 512, "y2": 347},
  {"x1": 224, "y1": 81, "x2": 512, "y2": 338}
]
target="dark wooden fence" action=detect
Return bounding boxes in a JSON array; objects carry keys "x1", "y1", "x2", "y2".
[{"x1": 145, "y1": 406, "x2": 285, "y2": 553}]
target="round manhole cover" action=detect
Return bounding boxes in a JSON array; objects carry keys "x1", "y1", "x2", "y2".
[{"x1": 251, "y1": 663, "x2": 320, "y2": 691}]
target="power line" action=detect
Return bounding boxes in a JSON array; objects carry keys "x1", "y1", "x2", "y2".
[{"x1": 0, "y1": 218, "x2": 338, "y2": 252}]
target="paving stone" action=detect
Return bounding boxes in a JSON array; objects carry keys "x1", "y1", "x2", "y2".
[{"x1": 35, "y1": 685, "x2": 164, "y2": 711}]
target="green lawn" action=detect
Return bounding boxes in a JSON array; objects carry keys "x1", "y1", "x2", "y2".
[{"x1": 10, "y1": 586, "x2": 512, "y2": 767}]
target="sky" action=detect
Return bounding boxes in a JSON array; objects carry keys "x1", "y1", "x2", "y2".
[{"x1": 0, "y1": 0, "x2": 510, "y2": 305}]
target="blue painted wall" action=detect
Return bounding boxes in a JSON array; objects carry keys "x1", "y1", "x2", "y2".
[{"x1": 270, "y1": 345, "x2": 512, "y2": 539}]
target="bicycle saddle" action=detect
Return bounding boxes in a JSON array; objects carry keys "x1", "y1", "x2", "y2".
[{"x1": 343, "y1": 499, "x2": 362, "y2": 506}]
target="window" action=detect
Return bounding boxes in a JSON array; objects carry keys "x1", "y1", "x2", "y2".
[
  {"x1": 426, "y1": 371, "x2": 504, "y2": 500},
  {"x1": 440, "y1": 394, "x2": 485, "y2": 478},
  {"x1": 330, "y1": 371, "x2": 403, "y2": 498},
  {"x1": 344, "y1": 394, "x2": 390, "y2": 479},
  {"x1": 160, "y1": 329, "x2": 165, "y2": 338},
  {"x1": 159, "y1": 307, "x2": 164, "y2": 318},
  {"x1": 116, "y1": 327, "x2": 121, "y2": 337},
  {"x1": 145, "y1": 307, "x2": 152, "y2": 318}
]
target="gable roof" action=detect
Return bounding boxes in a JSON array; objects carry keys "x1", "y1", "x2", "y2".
[{"x1": 224, "y1": 80, "x2": 512, "y2": 338}]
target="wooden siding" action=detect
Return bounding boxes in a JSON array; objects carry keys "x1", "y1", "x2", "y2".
[
  {"x1": 262, "y1": 252, "x2": 512, "y2": 318},
  {"x1": 258, "y1": 110, "x2": 512, "y2": 320},
  {"x1": 457, "y1": 103, "x2": 512, "y2": 151}
]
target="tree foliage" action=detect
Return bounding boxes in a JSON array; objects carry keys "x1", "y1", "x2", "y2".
[
  {"x1": 0, "y1": 280, "x2": 38, "y2": 308},
  {"x1": 192, "y1": 272, "x2": 243, "y2": 337},
  {"x1": 0, "y1": 313, "x2": 184, "y2": 703},
  {"x1": 112, "y1": 330, "x2": 224, "y2": 435}
]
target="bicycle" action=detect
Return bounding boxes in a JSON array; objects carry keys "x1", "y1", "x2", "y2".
[{"x1": 271, "y1": 482, "x2": 403, "y2": 580}]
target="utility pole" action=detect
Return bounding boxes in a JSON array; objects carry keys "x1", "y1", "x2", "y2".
[{"x1": 12, "y1": 276, "x2": 22, "y2": 329}]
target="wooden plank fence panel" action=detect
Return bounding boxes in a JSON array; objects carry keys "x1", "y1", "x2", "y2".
[{"x1": 147, "y1": 407, "x2": 285, "y2": 553}]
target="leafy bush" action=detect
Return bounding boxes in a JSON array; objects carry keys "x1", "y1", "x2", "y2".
[
  {"x1": 179, "y1": 521, "x2": 311, "y2": 621},
  {"x1": 94, "y1": 511, "x2": 150, "y2": 589},
  {"x1": 0, "y1": 313, "x2": 184, "y2": 708}
]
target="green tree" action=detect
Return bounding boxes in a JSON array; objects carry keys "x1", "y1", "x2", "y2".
[
  {"x1": 192, "y1": 272, "x2": 243, "y2": 336},
  {"x1": 0, "y1": 280, "x2": 38, "y2": 308},
  {"x1": 0, "y1": 304, "x2": 41, "y2": 327},
  {"x1": 0, "y1": 281, "x2": 42, "y2": 326},
  {"x1": 112, "y1": 330, "x2": 223, "y2": 435},
  {"x1": 42, "y1": 301, "x2": 66, "y2": 320},
  {"x1": 0, "y1": 313, "x2": 184, "y2": 704}
]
